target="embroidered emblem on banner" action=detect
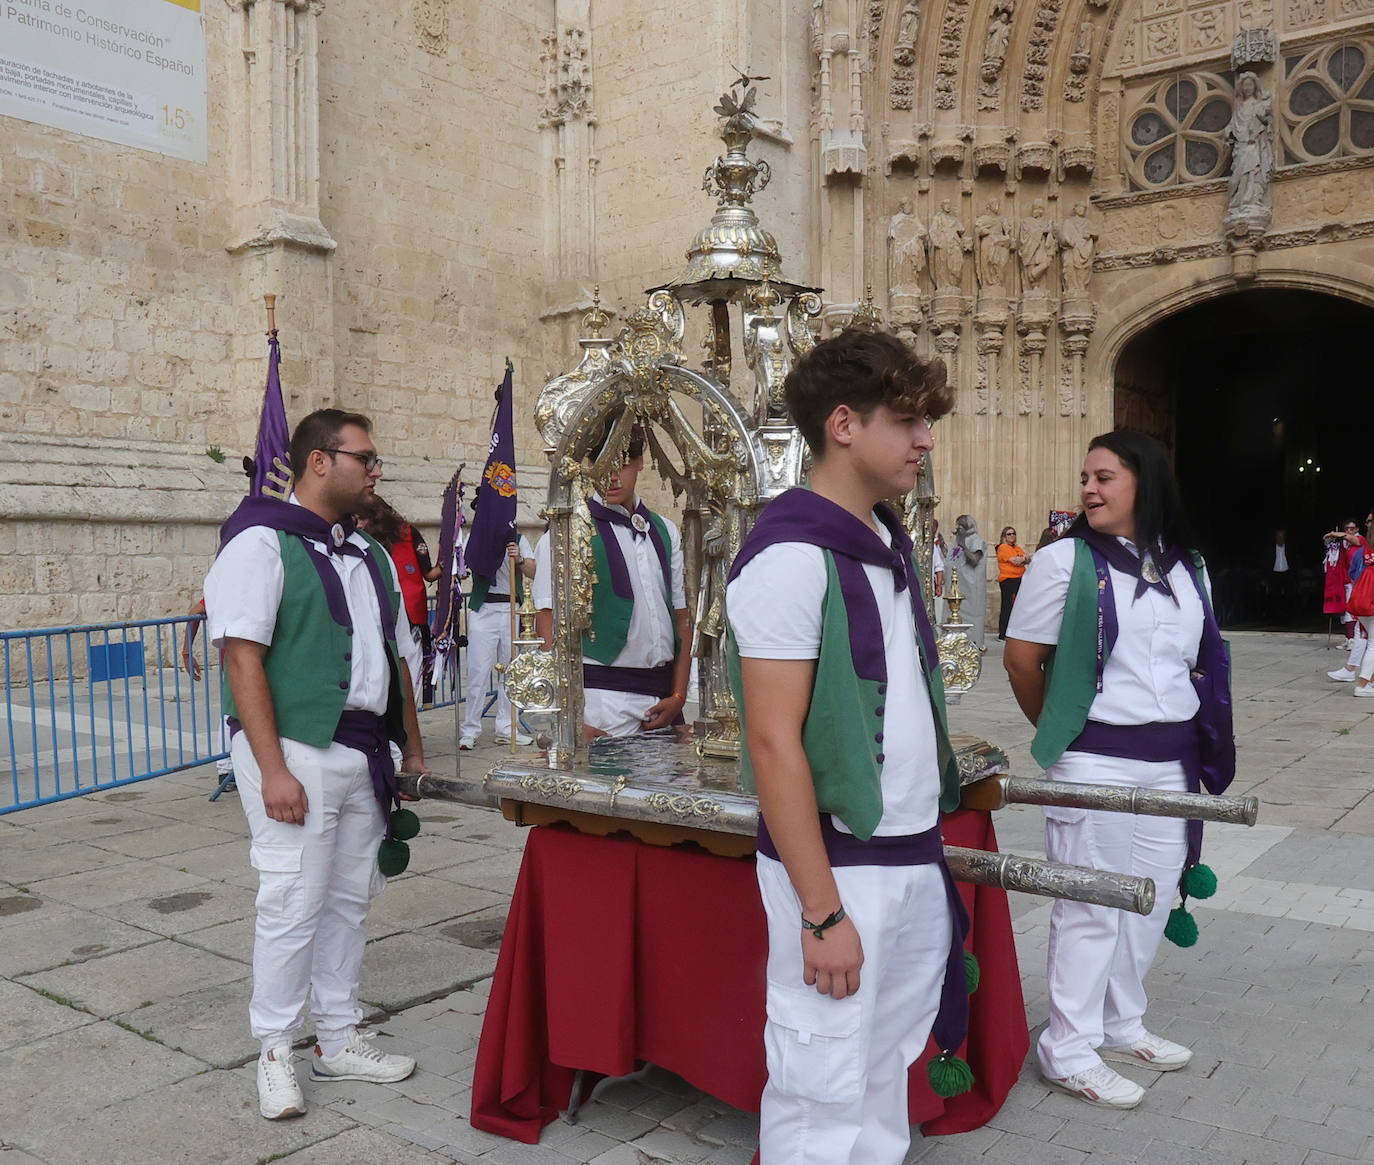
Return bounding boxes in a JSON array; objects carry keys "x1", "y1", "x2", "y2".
[{"x1": 484, "y1": 460, "x2": 517, "y2": 497}]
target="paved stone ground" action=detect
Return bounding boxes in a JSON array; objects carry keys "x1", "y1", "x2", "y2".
[{"x1": 2, "y1": 631, "x2": 1373, "y2": 1163}]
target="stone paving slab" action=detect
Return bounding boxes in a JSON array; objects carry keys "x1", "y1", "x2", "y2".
[
  {"x1": 24, "y1": 1067, "x2": 356, "y2": 1165},
  {"x1": 111, "y1": 977, "x2": 256, "y2": 1068},
  {"x1": 20, "y1": 935, "x2": 250, "y2": 1016},
  {"x1": 358, "y1": 931, "x2": 499, "y2": 1012},
  {"x1": 101, "y1": 880, "x2": 259, "y2": 938},
  {"x1": 0, "y1": 903, "x2": 158, "y2": 977}
]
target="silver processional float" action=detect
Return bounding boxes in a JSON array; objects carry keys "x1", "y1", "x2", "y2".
[{"x1": 399, "y1": 81, "x2": 1257, "y2": 918}]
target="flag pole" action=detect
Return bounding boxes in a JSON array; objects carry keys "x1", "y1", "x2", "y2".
[
  {"x1": 264, "y1": 293, "x2": 277, "y2": 337},
  {"x1": 509, "y1": 543, "x2": 519, "y2": 755}
]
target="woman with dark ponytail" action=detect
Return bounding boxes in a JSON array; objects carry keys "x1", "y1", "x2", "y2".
[{"x1": 1003, "y1": 430, "x2": 1234, "y2": 1110}]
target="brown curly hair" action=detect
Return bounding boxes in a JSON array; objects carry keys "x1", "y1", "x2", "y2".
[{"x1": 783, "y1": 329, "x2": 955, "y2": 456}]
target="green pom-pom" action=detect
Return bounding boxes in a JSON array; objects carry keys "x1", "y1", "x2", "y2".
[
  {"x1": 927, "y1": 1052, "x2": 975, "y2": 1098},
  {"x1": 964, "y1": 950, "x2": 981, "y2": 995},
  {"x1": 1164, "y1": 904, "x2": 1198, "y2": 948},
  {"x1": 1182, "y1": 863, "x2": 1217, "y2": 900},
  {"x1": 390, "y1": 808, "x2": 421, "y2": 841},
  {"x1": 377, "y1": 838, "x2": 410, "y2": 877}
]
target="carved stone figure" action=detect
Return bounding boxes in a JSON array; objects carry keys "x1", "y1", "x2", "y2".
[
  {"x1": 1018, "y1": 199, "x2": 1056, "y2": 291},
  {"x1": 1059, "y1": 202, "x2": 1098, "y2": 295},
  {"x1": 1224, "y1": 71, "x2": 1274, "y2": 222},
  {"x1": 975, "y1": 198, "x2": 1013, "y2": 290},
  {"x1": 983, "y1": 5, "x2": 1013, "y2": 73},
  {"x1": 888, "y1": 199, "x2": 928, "y2": 289},
  {"x1": 930, "y1": 199, "x2": 968, "y2": 290},
  {"x1": 894, "y1": 2, "x2": 921, "y2": 66},
  {"x1": 954, "y1": 514, "x2": 988, "y2": 650}
]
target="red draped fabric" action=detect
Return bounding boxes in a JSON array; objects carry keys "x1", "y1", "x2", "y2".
[{"x1": 471, "y1": 810, "x2": 1027, "y2": 1145}]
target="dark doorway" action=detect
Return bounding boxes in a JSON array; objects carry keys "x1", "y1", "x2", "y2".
[{"x1": 1114, "y1": 287, "x2": 1374, "y2": 629}]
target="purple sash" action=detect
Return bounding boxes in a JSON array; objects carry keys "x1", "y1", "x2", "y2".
[
  {"x1": 729, "y1": 488, "x2": 941, "y2": 683},
  {"x1": 587, "y1": 497, "x2": 670, "y2": 600},
  {"x1": 758, "y1": 815, "x2": 970, "y2": 1064},
  {"x1": 582, "y1": 662, "x2": 686, "y2": 725}
]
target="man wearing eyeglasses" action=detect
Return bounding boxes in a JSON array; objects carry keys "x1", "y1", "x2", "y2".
[{"x1": 204, "y1": 408, "x2": 427, "y2": 1119}]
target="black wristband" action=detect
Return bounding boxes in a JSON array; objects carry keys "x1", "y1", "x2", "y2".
[{"x1": 801, "y1": 906, "x2": 846, "y2": 940}]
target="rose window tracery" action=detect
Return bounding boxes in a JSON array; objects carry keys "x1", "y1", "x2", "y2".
[
  {"x1": 1124, "y1": 72, "x2": 1233, "y2": 190},
  {"x1": 1279, "y1": 39, "x2": 1374, "y2": 165}
]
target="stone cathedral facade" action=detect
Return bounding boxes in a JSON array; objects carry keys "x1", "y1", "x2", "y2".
[{"x1": 2, "y1": 0, "x2": 1372, "y2": 630}]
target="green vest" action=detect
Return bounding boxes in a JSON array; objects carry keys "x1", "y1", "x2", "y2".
[
  {"x1": 469, "y1": 569, "x2": 524, "y2": 614},
  {"x1": 729, "y1": 548, "x2": 961, "y2": 841},
  {"x1": 582, "y1": 512, "x2": 680, "y2": 663},
  {"x1": 1031, "y1": 539, "x2": 1211, "y2": 770},
  {"x1": 223, "y1": 531, "x2": 404, "y2": 749}
]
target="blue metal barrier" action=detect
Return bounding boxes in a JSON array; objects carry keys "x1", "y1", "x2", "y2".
[
  {"x1": 2, "y1": 615, "x2": 223, "y2": 814},
  {"x1": 2, "y1": 599, "x2": 504, "y2": 814}
]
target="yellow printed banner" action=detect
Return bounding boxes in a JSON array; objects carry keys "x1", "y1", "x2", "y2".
[{"x1": 162, "y1": 0, "x2": 202, "y2": 11}]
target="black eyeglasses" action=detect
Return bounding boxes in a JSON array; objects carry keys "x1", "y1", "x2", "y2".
[{"x1": 324, "y1": 448, "x2": 383, "y2": 472}]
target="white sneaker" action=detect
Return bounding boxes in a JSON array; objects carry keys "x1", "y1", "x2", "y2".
[
  {"x1": 1041, "y1": 1062, "x2": 1144, "y2": 1108},
  {"x1": 1101, "y1": 1031, "x2": 1192, "y2": 1071},
  {"x1": 458, "y1": 735, "x2": 476, "y2": 750},
  {"x1": 494, "y1": 732, "x2": 534, "y2": 746},
  {"x1": 1353, "y1": 684, "x2": 1374, "y2": 698},
  {"x1": 311, "y1": 1029, "x2": 415, "y2": 1083},
  {"x1": 1329, "y1": 667, "x2": 1357, "y2": 681},
  {"x1": 257, "y1": 1046, "x2": 305, "y2": 1119}
]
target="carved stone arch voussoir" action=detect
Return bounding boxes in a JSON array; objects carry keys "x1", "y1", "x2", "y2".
[{"x1": 1089, "y1": 268, "x2": 1374, "y2": 389}]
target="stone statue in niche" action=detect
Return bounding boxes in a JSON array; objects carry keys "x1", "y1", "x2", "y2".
[
  {"x1": 1018, "y1": 198, "x2": 1056, "y2": 291},
  {"x1": 975, "y1": 198, "x2": 1014, "y2": 290},
  {"x1": 894, "y1": 2, "x2": 921, "y2": 66},
  {"x1": 982, "y1": 4, "x2": 1013, "y2": 75},
  {"x1": 888, "y1": 199, "x2": 929, "y2": 289},
  {"x1": 1071, "y1": 21, "x2": 1093, "y2": 69},
  {"x1": 1059, "y1": 202, "x2": 1098, "y2": 296},
  {"x1": 1224, "y1": 71, "x2": 1274, "y2": 224},
  {"x1": 930, "y1": 199, "x2": 969, "y2": 290}
]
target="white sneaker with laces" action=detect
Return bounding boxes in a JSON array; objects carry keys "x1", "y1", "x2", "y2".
[
  {"x1": 458, "y1": 735, "x2": 476, "y2": 750},
  {"x1": 1353, "y1": 684, "x2": 1374, "y2": 698},
  {"x1": 1329, "y1": 667, "x2": 1357, "y2": 681},
  {"x1": 1041, "y1": 1062, "x2": 1144, "y2": 1108},
  {"x1": 311, "y1": 1029, "x2": 415, "y2": 1083},
  {"x1": 257, "y1": 1045, "x2": 305, "y2": 1119},
  {"x1": 1100, "y1": 1031, "x2": 1192, "y2": 1071}
]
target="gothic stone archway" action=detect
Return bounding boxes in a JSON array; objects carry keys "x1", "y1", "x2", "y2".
[{"x1": 1114, "y1": 287, "x2": 1374, "y2": 627}]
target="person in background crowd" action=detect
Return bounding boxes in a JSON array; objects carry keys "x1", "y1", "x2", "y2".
[
  {"x1": 459, "y1": 492, "x2": 535, "y2": 750},
  {"x1": 995, "y1": 525, "x2": 1030, "y2": 640},
  {"x1": 932, "y1": 518, "x2": 947, "y2": 625},
  {"x1": 1324, "y1": 518, "x2": 1367, "y2": 681},
  {"x1": 954, "y1": 514, "x2": 988, "y2": 649},
  {"x1": 1004, "y1": 429, "x2": 1233, "y2": 1111},
  {"x1": 181, "y1": 595, "x2": 235, "y2": 790},
  {"x1": 359, "y1": 496, "x2": 442, "y2": 704}
]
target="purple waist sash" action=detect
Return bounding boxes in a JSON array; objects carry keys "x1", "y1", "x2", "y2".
[
  {"x1": 1067, "y1": 719, "x2": 1200, "y2": 768},
  {"x1": 229, "y1": 710, "x2": 398, "y2": 837},
  {"x1": 583, "y1": 661, "x2": 673, "y2": 697},
  {"x1": 758, "y1": 814, "x2": 944, "y2": 868},
  {"x1": 582, "y1": 662, "x2": 684, "y2": 726},
  {"x1": 1064, "y1": 717, "x2": 1206, "y2": 874},
  {"x1": 757, "y1": 814, "x2": 971, "y2": 1061}
]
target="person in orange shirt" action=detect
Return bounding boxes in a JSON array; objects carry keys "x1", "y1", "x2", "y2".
[{"x1": 996, "y1": 526, "x2": 1030, "y2": 640}]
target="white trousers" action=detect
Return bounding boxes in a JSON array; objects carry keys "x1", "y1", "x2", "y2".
[
  {"x1": 233, "y1": 732, "x2": 386, "y2": 1047},
  {"x1": 1356, "y1": 616, "x2": 1374, "y2": 679},
  {"x1": 461, "y1": 601, "x2": 513, "y2": 738},
  {"x1": 1037, "y1": 751, "x2": 1187, "y2": 1077},
  {"x1": 756, "y1": 855, "x2": 950, "y2": 1165}
]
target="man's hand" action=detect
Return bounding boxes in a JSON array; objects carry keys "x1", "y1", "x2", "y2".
[
  {"x1": 642, "y1": 693, "x2": 685, "y2": 731},
  {"x1": 802, "y1": 913, "x2": 864, "y2": 999},
  {"x1": 181, "y1": 652, "x2": 203, "y2": 681},
  {"x1": 261, "y1": 765, "x2": 309, "y2": 825},
  {"x1": 398, "y1": 748, "x2": 430, "y2": 801},
  {"x1": 582, "y1": 723, "x2": 609, "y2": 743}
]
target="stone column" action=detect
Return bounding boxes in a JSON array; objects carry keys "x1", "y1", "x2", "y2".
[
  {"x1": 1017, "y1": 290, "x2": 1054, "y2": 416},
  {"x1": 1059, "y1": 300, "x2": 1096, "y2": 417},
  {"x1": 224, "y1": 0, "x2": 336, "y2": 432}
]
